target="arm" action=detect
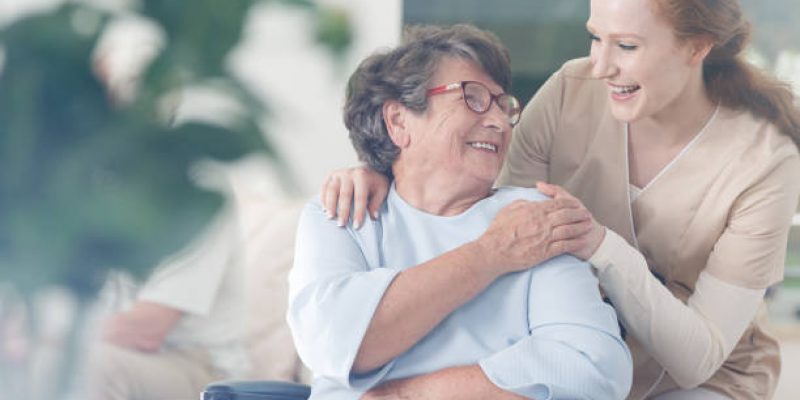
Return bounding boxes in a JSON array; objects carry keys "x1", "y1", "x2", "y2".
[
  {"x1": 365, "y1": 257, "x2": 632, "y2": 400},
  {"x1": 362, "y1": 365, "x2": 526, "y2": 400},
  {"x1": 102, "y1": 301, "x2": 182, "y2": 352},
  {"x1": 288, "y1": 198, "x2": 577, "y2": 388},
  {"x1": 589, "y1": 154, "x2": 800, "y2": 388},
  {"x1": 103, "y1": 210, "x2": 237, "y2": 352}
]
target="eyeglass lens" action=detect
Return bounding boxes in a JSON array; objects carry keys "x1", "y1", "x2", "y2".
[{"x1": 463, "y1": 82, "x2": 520, "y2": 125}]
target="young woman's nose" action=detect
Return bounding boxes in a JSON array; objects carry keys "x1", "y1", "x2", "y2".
[{"x1": 590, "y1": 43, "x2": 617, "y2": 79}]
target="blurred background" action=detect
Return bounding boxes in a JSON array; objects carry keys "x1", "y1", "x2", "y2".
[{"x1": 0, "y1": 0, "x2": 797, "y2": 399}]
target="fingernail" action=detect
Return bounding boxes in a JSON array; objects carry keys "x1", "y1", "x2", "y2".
[
  {"x1": 337, "y1": 218, "x2": 345, "y2": 227},
  {"x1": 355, "y1": 219, "x2": 363, "y2": 230},
  {"x1": 371, "y1": 211, "x2": 379, "y2": 220}
]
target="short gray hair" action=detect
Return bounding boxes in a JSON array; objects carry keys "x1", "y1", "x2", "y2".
[{"x1": 344, "y1": 24, "x2": 512, "y2": 179}]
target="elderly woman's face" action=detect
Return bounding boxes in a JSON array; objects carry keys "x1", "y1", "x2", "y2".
[{"x1": 402, "y1": 57, "x2": 513, "y2": 188}]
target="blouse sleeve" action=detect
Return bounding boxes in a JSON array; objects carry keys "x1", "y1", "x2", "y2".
[
  {"x1": 496, "y1": 67, "x2": 565, "y2": 188},
  {"x1": 287, "y1": 200, "x2": 400, "y2": 391},
  {"x1": 479, "y1": 256, "x2": 632, "y2": 400}
]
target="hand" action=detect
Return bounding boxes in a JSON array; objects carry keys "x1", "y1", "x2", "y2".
[
  {"x1": 476, "y1": 199, "x2": 564, "y2": 275},
  {"x1": 101, "y1": 302, "x2": 182, "y2": 352},
  {"x1": 536, "y1": 182, "x2": 606, "y2": 260},
  {"x1": 320, "y1": 166, "x2": 390, "y2": 228}
]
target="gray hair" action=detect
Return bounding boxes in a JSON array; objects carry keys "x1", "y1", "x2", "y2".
[{"x1": 343, "y1": 24, "x2": 512, "y2": 179}]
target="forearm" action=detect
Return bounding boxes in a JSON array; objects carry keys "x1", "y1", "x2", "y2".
[
  {"x1": 102, "y1": 301, "x2": 182, "y2": 352},
  {"x1": 364, "y1": 365, "x2": 527, "y2": 400},
  {"x1": 590, "y1": 230, "x2": 763, "y2": 387},
  {"x1": 353, "y1": 241, "x2": 498, "y2": 373}
]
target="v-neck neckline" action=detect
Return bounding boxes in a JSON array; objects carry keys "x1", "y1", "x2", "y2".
[{"x1": 625, "y1": 104, "x2": 719, "y2": 200}]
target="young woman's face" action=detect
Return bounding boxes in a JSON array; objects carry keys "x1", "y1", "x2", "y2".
[{"x1": 587, "y1": 0, "x2": 701, "y2": 123}]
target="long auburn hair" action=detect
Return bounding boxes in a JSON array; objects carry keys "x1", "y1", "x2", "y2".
[{"x1": 653, "y1": 0, "x2": 800, "y2": 149}]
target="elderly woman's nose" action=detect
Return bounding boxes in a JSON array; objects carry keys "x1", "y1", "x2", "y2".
[{"x1": 482, "y1": 101, "x2": 510, "y2": 131}]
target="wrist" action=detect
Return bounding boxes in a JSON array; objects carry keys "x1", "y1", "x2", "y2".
[{"x1": 462, "y1": 240, "x2": 502, "y2": 282}]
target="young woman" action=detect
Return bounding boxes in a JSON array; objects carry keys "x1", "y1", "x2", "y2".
[{"x1": 319, "y1": 0, "x2": 800, "y2": 398}]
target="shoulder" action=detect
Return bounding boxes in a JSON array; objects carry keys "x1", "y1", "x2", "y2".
[
  {"x1": 531, "y1": 57, "x2": 608, "y2": 119},
  {"x1": 717, "y1": 107, "x2": 800, "y2": 173},
  {"x1": 560, "y1": 57, "x2": 594, "y2": 78}
]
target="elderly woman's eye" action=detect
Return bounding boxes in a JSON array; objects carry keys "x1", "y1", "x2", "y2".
[{"x1": 465, "y1": 94, "x2": 484, "y2": 111}]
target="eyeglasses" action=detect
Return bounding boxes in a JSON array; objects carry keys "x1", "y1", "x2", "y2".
[{"x1": 426, "y1": 81, "x2": 521, "y2": 126}]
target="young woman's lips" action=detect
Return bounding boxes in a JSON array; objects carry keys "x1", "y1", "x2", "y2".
[{"x1": 609, "y1": 83, "x2": 641, "y2": 101}]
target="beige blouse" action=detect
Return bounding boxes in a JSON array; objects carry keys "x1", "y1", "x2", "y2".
[{"x1": 497, "y1": 57, "x2": 800, "y2": 399}]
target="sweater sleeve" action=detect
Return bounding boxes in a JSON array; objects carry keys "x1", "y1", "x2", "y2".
[{"x1": 589, "y1": 229, "x2": 766, "y2": 388}]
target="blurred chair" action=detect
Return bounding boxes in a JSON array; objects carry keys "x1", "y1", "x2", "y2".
[{"x1": 202, "y1": 380, "x2": 311, "y2": 400}]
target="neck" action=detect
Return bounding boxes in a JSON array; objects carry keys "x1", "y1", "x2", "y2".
[{"x1": 392, "y1": 163, "x2": 492, "y2": 216}]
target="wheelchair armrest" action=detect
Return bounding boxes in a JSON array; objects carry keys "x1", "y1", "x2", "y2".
[{"x1": 202, "y1": 380, "x2": 311, "y2": 400}]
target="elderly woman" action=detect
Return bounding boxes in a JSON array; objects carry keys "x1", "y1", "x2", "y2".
[{"x1": 287, "y1": 25, "x2": 631, "y2": 400}]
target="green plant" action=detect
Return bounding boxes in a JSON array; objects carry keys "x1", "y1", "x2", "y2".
[
  {"x1": 0, "y1": 0, "x2": 350, "y2": 299},
  {"x1": 0, "y1": 1, "x2": 350, "y2": 398}
]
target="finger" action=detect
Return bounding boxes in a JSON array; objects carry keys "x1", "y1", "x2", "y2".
[
  {"x1": 550, "y1": 219, "x2": 593, "y2": 241},
  {"x1": 535, "y1": 198, "x2": 570, "y2": 214},
  {"x1": 323, "y1": 176, "x2": 341, "y2": 219},
  {"x1": 546, "y1": 238, "x2": 581, "y2": 259},
  {"x1": 547, "y1": 196, "x2": 582, "y2": 210},
  {"x1": 547, "y1": 207, "x2": 591, "y2": 227},
  {"x1": 539, "y1": 182, "x2": 579, "y2": 201},
  {"x1": 368, "y1": 182, "x2": 389, "y2": 220},
  {"x1": 352, "y1": 179, "x2": 368, "y2": 229},
  {"x1": 319, "y1": 181, "x2": 328, "y2": 211},
  {"x1": 536, "y1": 181, "x2": 558, "y2": 197},
  {"x1": 337, "y1": 178, "x2": 355, "y2": 227}
]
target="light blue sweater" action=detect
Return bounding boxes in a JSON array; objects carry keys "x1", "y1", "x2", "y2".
[{"x1": 288, "y1": 186, "x2": 632, "y2": 399}]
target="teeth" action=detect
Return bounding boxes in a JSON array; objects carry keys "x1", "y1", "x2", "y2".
[
  {"x1": 468, "y1": 142, "x2": 497, "y2": 152},
  {"x1": 612, "y1": 84, "x2": 640, "y2": 94}
]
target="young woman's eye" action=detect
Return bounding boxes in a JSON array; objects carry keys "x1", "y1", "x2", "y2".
[
  {"x1": 588, "y1": 33, "x2": 600, "y2": 42},
  {"x1": 618, "y1": 42, "x2": 638, "y2": 51}
]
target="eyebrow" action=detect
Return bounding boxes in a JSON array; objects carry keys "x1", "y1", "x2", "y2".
[{"x1": 586, "y1": 22, "x2": 645, "y2": 41}]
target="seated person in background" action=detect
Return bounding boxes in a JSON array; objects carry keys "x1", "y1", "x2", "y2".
[
  {"x1": 287, "y1": 24, "x2": 632, "y2": 400},
  {"x1": 87, "y1": 211, "x2": 250, "y2": 400}
]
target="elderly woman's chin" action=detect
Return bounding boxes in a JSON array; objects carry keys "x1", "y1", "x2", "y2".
[
  {"x1": 450, "y1": 163, "x2": 504, "y2": 193},
  {"x1": 466, "y1": 150, "x2": 507, "y2": 185}
]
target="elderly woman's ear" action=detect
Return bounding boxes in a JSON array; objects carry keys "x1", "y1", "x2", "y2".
[{"x1": 383, "y1": 100, "x2": 411, "y2": 148}]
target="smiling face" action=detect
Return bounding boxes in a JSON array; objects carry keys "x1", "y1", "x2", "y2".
[
  {"x1": 587, "y1": 0, "x2": 704, "y2": 123},
  {"x1": 396, "y1": 56, "x2": 513, "y2": 190}
]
